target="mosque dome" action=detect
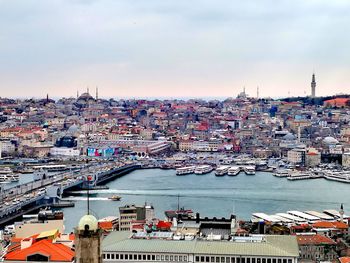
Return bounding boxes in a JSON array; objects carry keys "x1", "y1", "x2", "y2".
[
  {"x1": 78, "y1": 214, "x2": 98, "y2": 231},
  {"x1": 78, "y1": 92, "x2": 94, "y2": 101},
  {"x1": 283, "y1": 133, "x2": 296, "y2": 141},
  {"x1": 323, "y1": 136, "x2": 339, "y2": 145},
  {"x1": 67, "y1": 124, "x2": 79, "y2": 134}
]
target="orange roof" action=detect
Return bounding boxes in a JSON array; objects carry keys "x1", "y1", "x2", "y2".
[
  {"x1": 339, "y1": 257, "x2": 350, "y2": 263},
  {"x1": 312, "y1": 221, "x2": 348, "y2": 229},
  {"x1": 98, "y1": 221, "x2": 113, "y2": 230},
  {"x1": 4, "y1": 239, "x2": 74, "y2": 262},
  {"x1": 296, "y1": 234, "x2": 336, "y2": 245}
]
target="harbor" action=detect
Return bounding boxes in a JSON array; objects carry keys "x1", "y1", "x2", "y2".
[{"x1": 60, "y1": 168, "x2": 350, "y2": 232}]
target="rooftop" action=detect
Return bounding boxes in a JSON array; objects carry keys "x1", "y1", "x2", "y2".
[{"x1": 103, "y1": 232, "x2": 299, "y2": 257}]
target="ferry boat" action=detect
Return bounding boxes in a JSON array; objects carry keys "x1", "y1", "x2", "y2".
[
  {"x1": 0, "y1": 173, "x2": 19, "y2": 183},
  {"x1": 227, "y1": 166, "x2": 240, "y2": 176},
  {"x1": 273, "y1": 169, "x2": 290, "y2": 178},
  {"x1": 324, "y1": 172, "x2": 350, "y2": 184},
  {"x1": 176, "y1": 166, "x2": 196, "y2": 176},
  {"x1": 243, "y1": 166, "x2": 256, "y2": 175},
  {"x1": 0, "y1": 167, "x2": 12, "y2": 174},
  {"x1": 108, "y1": 195, "x2": 122, "y2": 201},
  {"x1": 194, "y1": 165, "x2": 213, "y2": 175},
  {"x1": 287, "y1": 172, "x2": 311, "y2": 181},
  {"x1": 215, "y1": 166, "x2": 229, "y2": 176}
]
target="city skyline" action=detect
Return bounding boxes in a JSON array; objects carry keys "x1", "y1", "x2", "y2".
[{"x1": 1, "y1": 0, "x2": 350, "y2": 98}]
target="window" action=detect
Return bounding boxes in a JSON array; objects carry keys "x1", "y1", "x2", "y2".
[
  {"x1": 125, "y1": 254, "x2": 128, "y2": 260},
  {"x1": 282, "y1": 260, "x2": 287, "y2": 263},
  {"x1": 247, "y1": 258, "x2": 250, "y2": 263},
  {"x1": 165, "y1": 255, "x2": 169, "y2": 261},
  {"x1": 262, "y1": 259, "x2": 266, "y2": 263},
  {"x1": 211, "y1": 257, "x2": 215, "y2": 262},
  {"x1": 156, "y1": 255, "x2": 160, "y2": 261},
  {"x1": 206, "y1": 256, "x2": 210, "y2": 262},
  {"x1": 184, "y1": 256, "x2": 188, "y2": 261},
  {"x1": 221, "y1": 257, "x2": 225, "y2": 263},
  {"x1": 242, "y1": 258, "x2": 245, "y2": 263},
  {"x1": 175, "y1": 256, "x2": 178, "y2": 261},
  {"x1": 231, "y1": 257, "x2": 236, "y2": 263},
  {"x1": 111, "y1": 254, "x2": 115, "y2": 260},
  {"x1": 138, "y1": 255, "x2": 142, "y2": 260},
  {"x1": 148, "y1": 255, "x2": 151, "y2": 260},
  {"x1": 237, "y1": 258, "x2": 241, "y2": 263},
  {"x1": 257, "y1": 259, "x2": 261, "y2": 263},
  {"x1": 152, "y1": 255, "x2": 156, "y2": 261},
  {"x1": 196, "y1": 256, "x2": 200, "y2": 262},
  {"x1": 216, "y1": 257, "x2": 220, "y2": 263},
  {"x1": 227, "y1": 258, "x2": 231, "y2": 263},
  {"x1": 201, "y1": 256, "x2": 205, "y2": 262},
  {"x1": 107, "y1": 254, "x2": 110, "y2": 260},
  {"x1": 143, "y1": 255, "x2": 147, "y2": 260},
  {"x1": 252, "y1": 259, "x2": 256, "y2": 263},
  {"x1": 103, "y1": 254, "x2": 106, "y2": 259},
  {"x1": 287, "y1": 260, "x2": 292, "y2": 263},
  {"x1": 267, "y1": 259, "x2": 271, "y2": 263},
  {"x1": 116, "y1": 254, "x2": 119, "y2": 260},
  {"x1": 162, "y1": 255, "x2": 165, "y2": 261},
  {"x1": 272, "y1": 260, "x2": 276, "y2": 263},
  {"x1": 278, "y1": 260, "x2": 281, "y2": 263}
]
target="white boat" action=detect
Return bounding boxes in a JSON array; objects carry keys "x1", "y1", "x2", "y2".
[
  {"x1": 194, "y1": 165, "x2": 213, "y2": 175},
  {"x1": 0, "y1": 167, "x2": 12, "y2": 174},
  {"x1": 0, "y1": 173, "x2": 19, "y2": 182},
  {"x1": 228, "y1": 166, "x2": 240, "y2": 176},
  {"x1": 243, "y1": 166, "x2": 256, "y2": 175},
  {"x1": 215, "y1": 166, "x2": 229, "y2": 176},
  {"x1": 324, "y1": 172, "x2": 350, "y2": 184},
  {"x1": 176, "y1": 166, "x2": 196, "y2": 176},
  {"x1": 287, "y1": 172, "x2": 311, "y2": 181},
  {"x1": 273, "y1": 169, "x2": 290, "y2": 177}
]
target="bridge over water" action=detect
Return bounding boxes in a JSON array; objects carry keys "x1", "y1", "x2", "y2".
[{"x1": 0, "y1": 163, "x2": 140, "y2": 227}]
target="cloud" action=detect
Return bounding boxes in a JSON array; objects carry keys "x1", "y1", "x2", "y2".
[{"x1": 0, "y1": 0, "x2": 349, "y2": 98}]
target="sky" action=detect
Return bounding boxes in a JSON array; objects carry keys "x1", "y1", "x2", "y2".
[{"x1": 0, "y1": 0, "x2": 349, "y2": 99}]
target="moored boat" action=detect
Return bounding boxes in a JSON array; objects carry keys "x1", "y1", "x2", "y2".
[
  {"x1": 227, "y1": 166, "x2": 240, "y2": 176},
  {"x1": 194, "y1": 165, "x2": 213, "y2": 175},
  {"x1": 215, "y1": 166, "x2": 229, "y2": 176},
  {"x1": 176, "y1": 166, "x2": 196, "y2": 176}
]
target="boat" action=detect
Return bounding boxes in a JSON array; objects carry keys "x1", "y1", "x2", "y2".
[
  {"x1": 287, "y1": 172, "x2": 311, "y2": 181},
  {"x1": 0, "y1": 167, "x2": 12, "y2": 174},
  {"x1": 324, "y1": 172, "x2": 350, "y2": 184},
  {"x1": 108, "y1": 195, "x2": 122, "y2": 201},
  {"x1": 273, "y1": 169, "x2": 290, "y2": 178},
  {"x1": 227, "y1": 166, "x2": 240, "y2": 176},
  {"x1": 215, "y1": 166, "x2": 229, "y2": 176},
  {"x1": 194, "y1": 165, "x2": 213, "y2": 175},
  {"x1": 176, "y1": 166, "x2": 196, "y2": 176},
  {"x1": 0, "y1": 173, "x2": 19, "y2": 182},
  {"x1": 243, "y1": 166, "x2": 256, "y2": 175}
]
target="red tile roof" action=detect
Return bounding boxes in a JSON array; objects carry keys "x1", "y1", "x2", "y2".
[
  {"x1": 296, "y1": 234, "x2": 336, "y2": 245},
  {"x1": 4, "y1": 239, "x2": 74, "y2": 262},
  {"x1": 312, "y1": 221, "x2": 348, "y2": 229},
  {"x1": 339, "y1": 257, "x2": 350, "y2": 263}
]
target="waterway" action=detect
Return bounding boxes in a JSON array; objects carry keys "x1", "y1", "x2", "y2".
[{"x1": 60, "y1": 168, "x2": 350, "y2": 232}]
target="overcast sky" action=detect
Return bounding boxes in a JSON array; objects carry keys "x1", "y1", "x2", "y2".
[{"x1": 0, "y1": 0, "x2": 349, "y2": 99}]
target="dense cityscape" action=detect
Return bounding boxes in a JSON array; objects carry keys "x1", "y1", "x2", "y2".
[
  {"x1": 0, "y1": 74, "x2": 349, "y2": 262},
  {"x1": 2, "y1": 0, "x2": 350, "y2": 262}
]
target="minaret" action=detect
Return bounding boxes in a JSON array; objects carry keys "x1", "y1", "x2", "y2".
[
  {"x1": 311, "y1": 73, "x2": 316, "y2": 98},
  {"x1": 96, "y1": 86, "x2": 98, "y2": 100},
  {"x1": 77, "y1": 90, "x2": 79, "y2": 99},
  {"x1": 340, "y1": 203, "x2": 344, "y2": 223},
  {"x1": 87, "y1": 86, "x2": 89, "y2": 94},
  {"x1": 257, "y1": 86, "x2": 259, "y2": 99}
]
